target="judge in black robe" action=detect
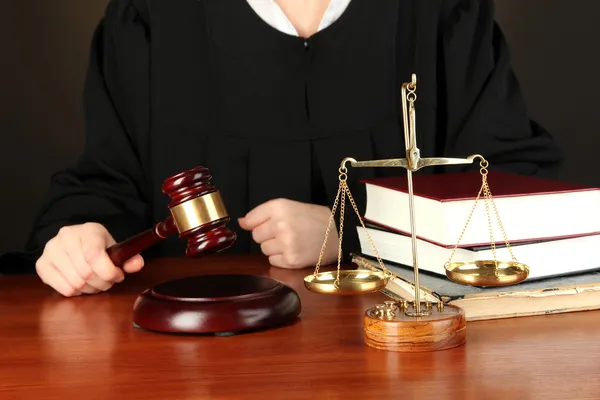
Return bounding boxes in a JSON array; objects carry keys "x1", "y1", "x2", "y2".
[{"x1": 0, "y1": 0, "x2": 562, "y2": 274}]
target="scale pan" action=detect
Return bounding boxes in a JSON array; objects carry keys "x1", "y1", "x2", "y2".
[
  {"x1": 445, "y1": 260, "x2": 530, "y2": 287},
  {"x1": 304, "y1": 270, "x2": 389, "y2": 295}
]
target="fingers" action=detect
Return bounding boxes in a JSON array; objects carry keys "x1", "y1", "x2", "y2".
[
  {"x1": 101, "y1": 227, "x2": 117, "y2": 247},
  {"x1": 81, "y1": 232, "x2": 124, "y2": 284},
  {"x1": 241, "y1": 199, "x2": 295, "y2": 243},
  {"x1": 56, "y1": 228, "x2": 109, "y2": 293},
  {"x1": 239, "y1": 214, "x2": 268, "y2": 231},
  {"x1": 36, "y1": 258, "x2": 81, "y2": 297},
  {"x1": 238, "y1": 209, "x2": 267, "y2": 230},
  {"x1": 239, "y1": 198, "x2": 288, "y2": 231},
  {"x1": 260, "y1": 238, "x2": 282, "y2": 256},
  {"x1": 268, "y1": 254, "x2": 285, "y2": 268},
  {"x1": 267, "y1": 253, "x2": 305, "y2": 269},
  {"x1": 49, "y1": 248, "x2": 103, "y2": 294},
  {"x1": 241, "y1": 199, "x2": 337, "y2": 270},
  {"x1": 241, "y1": 199, "x2": 302, "y2": 267},
  {"x1": 250, "y1": 220, "x2": 276, "y2": 244},
  {"x1": 122, "y1": 254, "x2": 145, "y2": 273},
  {"x1": 93, "y1": 224, "x2": 145, "y2": 275},
  {"x1": 35, "y1": 223, "x2": 135, "y2": 297}
]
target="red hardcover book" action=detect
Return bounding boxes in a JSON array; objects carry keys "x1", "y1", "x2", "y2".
[{"x1": 361, "y1": 170, "x2": 600, "y2": 248}]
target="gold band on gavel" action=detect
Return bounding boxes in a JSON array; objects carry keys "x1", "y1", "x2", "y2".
[{"x1": 169, "y1": 190, "x2": 229, "y2": 233}]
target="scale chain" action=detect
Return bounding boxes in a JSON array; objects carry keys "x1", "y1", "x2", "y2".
[
  {"x1": 445, "y1": 159, "x2": 518, "y2": 267},
  {"x1": 313, "y1": 166, "x2": 391, "y2": 287},
  {"x1": 314, "y1": 179, "x2": 342, "y2": 277}
]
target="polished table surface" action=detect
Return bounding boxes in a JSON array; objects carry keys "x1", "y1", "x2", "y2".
[{"x1": 1, "y1": 254, "x2": 599, "y2": 399}]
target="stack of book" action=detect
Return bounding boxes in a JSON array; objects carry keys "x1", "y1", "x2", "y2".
[{"x1": 354, "y1": 170, "x2": 600, "y2": 321}]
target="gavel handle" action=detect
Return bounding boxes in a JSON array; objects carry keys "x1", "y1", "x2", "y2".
[{"x1": 105, "y1": 217, "x2": 177, "y2": 267}]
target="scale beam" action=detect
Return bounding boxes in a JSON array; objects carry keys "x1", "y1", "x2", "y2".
[{"x1": 343, "y1": 154, "x2": 483, "y2": 172}]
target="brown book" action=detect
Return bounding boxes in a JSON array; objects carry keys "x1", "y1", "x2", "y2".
[{"x1": 352, "y1": 253, "x2": 600, "y2": 321}]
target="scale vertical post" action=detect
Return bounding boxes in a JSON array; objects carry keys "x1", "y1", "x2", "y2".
[
  {"x1": 401, "y1": 74, "x2": 426, "y2": 316},
  {"x1": 406, "y1": 169, "x2": 421, "y2": 314}
]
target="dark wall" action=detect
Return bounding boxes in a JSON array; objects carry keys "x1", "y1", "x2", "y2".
[
  {"x1": 1, "y1": 1, "x2": 107, "y2": 253},
  {"x1": 1, "y1": 0, "x2": 599, "y2": 255},
  {"x1": 495, "y1": 0, "x2": 600, "y2": 187}
]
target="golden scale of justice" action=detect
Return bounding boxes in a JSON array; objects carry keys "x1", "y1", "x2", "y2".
[{"x1": 303, "y1": 74, "x2": 530, "y2": 352}]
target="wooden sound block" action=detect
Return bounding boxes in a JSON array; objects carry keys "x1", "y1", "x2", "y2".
[
  {"x1": 363, "y1": 301, "x2": 466, "y2": 352},
  {"x1": 132, "y1": 274, "x2": 302, "y2": 335}
]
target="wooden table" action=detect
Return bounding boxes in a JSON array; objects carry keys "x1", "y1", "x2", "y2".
[{"x1": 1, "y1": 254, "x2": 599, "y2": 399}]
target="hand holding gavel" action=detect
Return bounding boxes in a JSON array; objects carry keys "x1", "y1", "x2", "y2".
[{"x1": 35, "y1": 166, "x2": 237, "y2": 297}]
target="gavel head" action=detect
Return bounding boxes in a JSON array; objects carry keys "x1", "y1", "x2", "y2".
[{"x1": 161, "y1": 166, "x2": 237, "y2": 258}]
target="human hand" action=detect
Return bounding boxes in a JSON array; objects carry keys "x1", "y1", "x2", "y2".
[
  {"x1": 238, "y1": 198, "x2": 339, "y2": 269},
  {"x1": 35, "y1": 223, "x2": 144, "y2": 297}
]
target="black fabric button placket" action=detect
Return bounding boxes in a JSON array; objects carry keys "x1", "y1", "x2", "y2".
[{"x1": 303, "y1": 38, "x2": 311, "y2": 122}]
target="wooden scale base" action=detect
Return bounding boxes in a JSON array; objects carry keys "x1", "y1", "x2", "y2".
[
  {"x1": 363, "y1": 300, "x2": 466, "y2": 352},
  {"x1": 131, "y1": 274, "x2": 302, "y2": 335}
]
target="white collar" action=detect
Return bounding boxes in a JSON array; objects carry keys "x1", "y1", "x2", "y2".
[{"x1": 246, "y1": 0, "x2": 352, "y2": 37}]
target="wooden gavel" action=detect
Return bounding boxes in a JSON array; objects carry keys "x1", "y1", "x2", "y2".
[{"x1": 105, "y1": 166, "x2": 237, "y2": 267}]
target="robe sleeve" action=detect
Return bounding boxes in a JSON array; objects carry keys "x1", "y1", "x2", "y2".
[
  {"x1": 0, "y1": 0, "x2": 152, "y2": 274},
  {"x1": 438, "y1": 0, "x2": 563, "y2": 177}
]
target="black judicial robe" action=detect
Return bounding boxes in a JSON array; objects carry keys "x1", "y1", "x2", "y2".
[{"x1": 0, "y1": 0, "x2": 563, "y2": 273}]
